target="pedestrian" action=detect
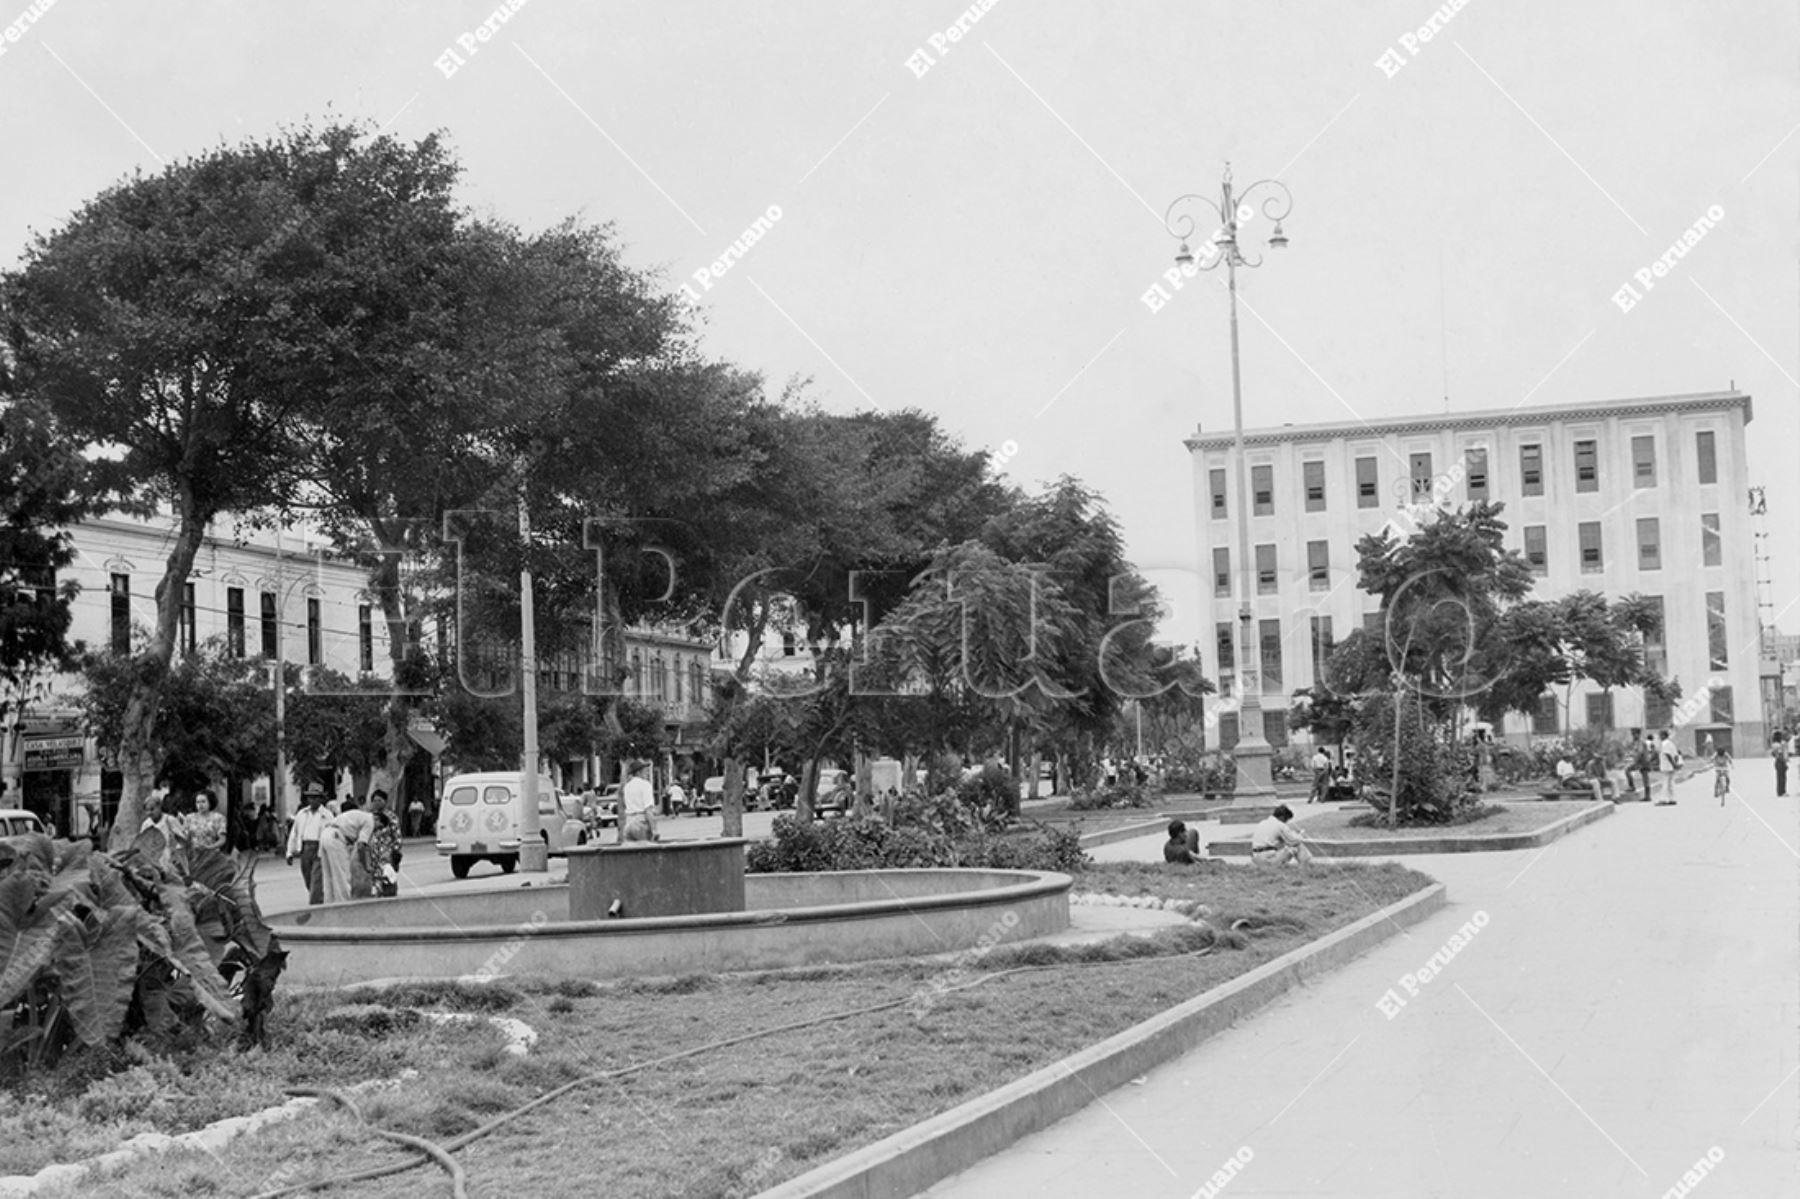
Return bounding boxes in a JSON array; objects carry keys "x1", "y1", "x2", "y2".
[
  {"x1": 1164, "y1": 819, "x2": 1202, "y2": 864},
  {"x1": 665, "y1": 777, "x2": 687, "y2": 817},
  {"x1": 1625, "y1": 728, "x2": 1649, "y2": 798},
  {"x1": 1701, "y1": 733, "x2": 1716, "y2": 760},
  {"x1": 188, "y1": 790, "x2": 226, "y2": 852},
  {"x1": 319, "y1": 794, "x2": 375, "y2": 903},
  {"x1": 367, "y1": 790, "x2": 403, "y2": 897},
  {"x1": 620, "y1": 760, "x2": 657, "y2": 843},
  {"x1": 255, "y1": 803, "x2": 278, "y2": 853},
  {"x1": 406, "y1": 795, "x2": 426, "y2": 838},
  {"x1": 1773, "y1": 732, "x2": 1789, "y2": 798},
  {"x1": 1308, "y1": 746, "x2": 1332, "y2": 803},
  {"x1": 1250, "y1": 804, "x2": 1313, "y2": 867},
  {"x1": 1654, "y1": 729, "x2": 1681, "y2": 805},
  {"x1": 285, "y1": 784, "x2": 331, "y2": 904},
  {"x1": 139, "y1": 789, "x2": 186, "y2": 872},
  {"x1": 1713, "y1": 745, "x2": 1734, "y2": 806}
]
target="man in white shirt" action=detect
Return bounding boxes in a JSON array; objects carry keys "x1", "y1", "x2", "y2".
[
  {"x1": 621, "y1": 761, "x2": 657, "y2": 843},
  {"x1": 1250, "y1": 804, "x2": 1313, "y2": 866},
  {"x1": 285, "y1": 784, "x2": 331, "y2": 904},
  {"x1": 1654, "y1": 729, "x2": 1681, "y2": 805},
  {"x1": 1308, "y1": 747, "x2": 1332, "y2": 803},
  {"x1": 665, "y1": 780, "x2": 686, "y2": 817}
]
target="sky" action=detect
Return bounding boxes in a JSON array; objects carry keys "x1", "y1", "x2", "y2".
[{"x1": 2, "y1": 0, "x2": 1796, "y2": 645}]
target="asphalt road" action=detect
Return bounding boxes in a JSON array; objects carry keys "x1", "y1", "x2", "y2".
[{"x1": 254, "y1": 809, "x2": 784, "y2": 915}]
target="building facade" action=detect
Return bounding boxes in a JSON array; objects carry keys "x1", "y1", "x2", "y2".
[
  {"x1": 1187, "y1": 390, "x2": 1763, "y2": 754},
  {"x1": 1, "y1": 514, "x2": 381, "y2": 837}
]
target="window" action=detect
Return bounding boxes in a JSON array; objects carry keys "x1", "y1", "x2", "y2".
[
  {"x1": 1213, "y1": 547, "x2": 1231, "y2": 598},
  {"x1": 1645, "y1": 692, "x2": 1673, "y2": 731},
  {"x1": 1307, "y1": 540, "x2": 1330, "y2": 591},
  {"x1": 358, "y1": 605, "x2": 374, "y2": 673},
  {"x1": 630, "y1": 649, "x2": 643, "y2": 695},
  {"x1": 1631, "y1": 435, "x2": 1656, "y2": 487},
  {"x1": 1363, "y1": 610, "x2": 1383, "y2": 637},
  {"x1": 1259, "y1": 618, "x2": 1282, "y2": 692},
  {"x1": 110, "y1": 574, "x2": 130, "y2": 655},
  {"x1": 1574, "y1": 439, "x2": 1598, "y2": 491},
  {"x1": 1696, "y1": 430, "x2": 1717, "y2": 484},
  {"x1": 652, "y1": 656, "x2": 668, "y2": 701},
  {"x1": 1533, "y1": 695, "x2": 1560, "y2": 735},
  {"x1": 260, "y1": 591, "x2": 278, "y2": 659},
  {"x1": 1520, "y1": 443, "x2": 1543, "y2": 496},
  {"x1": 179, "y1": 583, "x2": 197, "y2": 655},
  {"x1": 1578, "y1": 521, "x2": 1603, "y2": 573},
  {"x1": 1263, "y1": 709, "x2": 1289, "y2": 747},
  {"x1": 781, "y1": 632, "x2": 797, "y2": 657},
  {"x1": 1586, "y1": 692, "x2": 1615, "y2": 731},
  {"x1": 1210, "y1": 468, "x2": 1228, "y2": 519},
  {"x1": 1524, "y1": 525, "x2": 1548, "y2": 575},
  {"x1": 306, "y1": 598, "x2": 322, "y2": 666},
  {"x1": 227, "y1": 587, "x2": 246, "y2": 658},
  {"x1": 1701, "y1": 513, "x2": 1721, "y2": 566},
  {"x1": 1252, "y1": 465, "x2": 1274, "y2": 516},
  {"x1": 1410, "y1": 452, "x2": 1433, "y2": 499},
  {"x1": 1642, "y1": 596, "x2": 1667, "y2": 677},
  {"x1": 673, "y1": 658, "x2": 684, "y2": 703},
  {"x1": 1215, "y1": 622, "x2": 1235, "y2": 673},
  {"x1": 1355, "y1": 457, "x2": 1378, "y2": 507},
  {"x1": 1465, "y1": 448, "x2": 1489, "y2": 501},
  {"x1": 690, "y1": 661, "x2": 704, "y2": 704},
  {"x1": 1303, "y1": 460, "x2": 1326, "y2": 512},
  {"x1": 1637, "y1": 517, "x2": 1660, "y2": 570},
  {"x1": 1217, "y1": 712, "x2": 1239, "y2": 750},
  {"x1": 1711, "y1": 686, "x2": 1734, "y2": 726},
  {"x1": 1310, "y1": 615, "x2": 1334, "y2": 681},
  {"x1": 1255, "y1": 544, "x2": 1277, "y2": 594},
  {"x1": 1706, "y1": 591, "x2": 1728, "y2": 669}
]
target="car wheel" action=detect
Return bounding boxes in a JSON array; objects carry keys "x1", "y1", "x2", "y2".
[
  {"x1": 450, "y1": 855, "x2": 473, "y2": 880},
  {"x1": 498, "y1": 855, "x2": 517, "y2": 875}
]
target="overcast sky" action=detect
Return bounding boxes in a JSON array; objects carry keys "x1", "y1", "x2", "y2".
[{"x1": 3, "y1": 1, "x2": 1795, "y2": 644}]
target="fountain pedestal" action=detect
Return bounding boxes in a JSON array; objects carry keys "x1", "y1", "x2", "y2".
[{"x1": 565, "y1": 838, "x2": 748, "y2": 920}]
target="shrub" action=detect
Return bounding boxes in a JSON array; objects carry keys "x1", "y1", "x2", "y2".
[
  {"x1": 1068, "y1": 782, "x2": 1157, "y2": 811},
  {"x1": 744, "y1": 814, "x2": 1087, "y2": 874},
  {"x1": 956, "y1": 763, "x2": 1019, "y2": 820},
  {"x1": 1351, "y1": 692, "x2": 1480, "y2": 825}
]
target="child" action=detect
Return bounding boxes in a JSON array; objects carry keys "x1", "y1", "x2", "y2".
[{"x1": 1713, "y1": 746, "x2": 1733, "y2": 806}]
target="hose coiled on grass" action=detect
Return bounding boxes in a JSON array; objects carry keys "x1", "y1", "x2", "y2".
[{"x1": 251, "y1": 930, "x2": 1257, "y2": 1197}]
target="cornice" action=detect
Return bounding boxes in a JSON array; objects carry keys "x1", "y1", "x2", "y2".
[{"x1": 1183, "y1": 391, "x2": 1752, "y2": 453}]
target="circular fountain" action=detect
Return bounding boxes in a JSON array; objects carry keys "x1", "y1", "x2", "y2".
[{"x1": 268, "y1": 838, "x2": 1072, "y2": 986}]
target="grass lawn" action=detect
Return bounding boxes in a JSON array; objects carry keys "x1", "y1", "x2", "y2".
[
  {"x1": 1291, "y1": 800, "x2": 1604, "y2": 841},
  {"x1": 10, "y1": 861, "x2": 1432, "y2": 1199}
]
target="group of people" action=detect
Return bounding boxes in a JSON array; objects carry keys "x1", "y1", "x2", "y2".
[
  {"x1": 284, "y1": 783, "x2": 406, "y2": 905},
  {"x1": 1164, "y1": 805, "x2": 1315, "y2": 867}
]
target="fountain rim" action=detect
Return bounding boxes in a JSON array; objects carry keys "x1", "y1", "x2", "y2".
[{"x1": 268, "y1": 867, "x2": 1073, "y2": 943}]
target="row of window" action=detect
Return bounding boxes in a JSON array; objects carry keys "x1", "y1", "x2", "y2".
[
  {"x1": 1209, "y1": 430, "x2": 1722, "y2": 518},
  {"x1": 1214, "y1": 511, "x2": 1726, "y2": 599},
  {"x1": 626, "y1": 649, "x2": 707, "y2": 704},
  {"x1": 1210, "y1": 590, "x2": 1729, "y2": 693},
  {"x1": 112, "y1": 575, "x2": 353, "y2": 668}
]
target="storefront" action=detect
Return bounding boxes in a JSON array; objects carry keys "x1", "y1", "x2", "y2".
[{"x1": 14, "y1": 717, "x2": 92, "y2": 837}]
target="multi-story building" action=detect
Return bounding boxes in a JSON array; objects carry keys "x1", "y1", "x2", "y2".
[
  {"x1": 1, "y1": 513, "x2": 381, "y2": 837},
  {"x1": 1187, "y1": 390, "x2": 1763, "y2": 754}
]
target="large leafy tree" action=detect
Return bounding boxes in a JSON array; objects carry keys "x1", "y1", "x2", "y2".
[{"x1": 3, "y1": 123, "x2": 463, "y2": 845}]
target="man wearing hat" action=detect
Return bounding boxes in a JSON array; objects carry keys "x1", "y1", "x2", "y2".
[
  {"x1": 620, "y1": 759, "x2": 657, "y2": 843},
  {"x1": 285, "y1": 783, "x2": 331, "y2": 905}
]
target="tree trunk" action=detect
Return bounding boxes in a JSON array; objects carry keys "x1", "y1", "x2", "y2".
[
  {"x1": 110, "y1": 493, "x2": 208, "y2": 851},
  {"x1": 365, "y1": 539, "x2": 419, "y2": 803},
  {"x1": 797, "y1": 758, "x2": 817, "y2": 823},
  {"x1": 721, "y1": 756, "x2": 745, "y2": 838}
]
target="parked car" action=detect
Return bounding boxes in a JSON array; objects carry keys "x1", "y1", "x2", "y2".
[
  {"x1": 0, "y1": 809, "x2": 45, "y2": 837},
  {"x1": 435, "y1": 772, "x2": 589, "y2": 879}
]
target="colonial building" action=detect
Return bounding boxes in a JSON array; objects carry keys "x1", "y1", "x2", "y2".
[
  {"x1": 1187, "y1": 390, "x2": 1764, "y2": 754},
  {"x1": 1, "y1": 514, "x2": 382, "y2": 838}
]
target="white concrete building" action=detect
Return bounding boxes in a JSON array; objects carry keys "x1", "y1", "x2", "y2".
[{"x1": 1187, "y1": 390, "x2": 1764, "y2": 754}]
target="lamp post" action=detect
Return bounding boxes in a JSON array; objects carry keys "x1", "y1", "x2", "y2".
[{"x1": 1165, "y1": 165, "x2": 1292, "y2": 810}]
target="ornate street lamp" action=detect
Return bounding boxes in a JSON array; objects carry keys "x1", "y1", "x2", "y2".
[{"x1": 1165, "y1": 165, "x2": 1292, "y2": 809}]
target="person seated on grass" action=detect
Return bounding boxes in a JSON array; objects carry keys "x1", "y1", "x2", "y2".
[
  {"x1": 1164, "y1": 819, "x2": 1202, "y2": 864},
  {"x1": 1555, "y1": 755, "x2": 1612, "y2": 803},
  {"x1": 1250, "y1": 804, "x2": 1313, "y2": 867}
]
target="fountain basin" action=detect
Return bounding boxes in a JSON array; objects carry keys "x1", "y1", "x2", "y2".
[{"x1": 269, "y1": 868, "x2": 1072, "y2": 986}]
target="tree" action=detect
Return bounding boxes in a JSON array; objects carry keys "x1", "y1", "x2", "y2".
[
  {"x1": 0, "y1": 397, "x2": 92, "y2": 725},
  {"x1": 3, "y1": 124, "x2": 456, "y2": 845},
  {"x1": 283, "y1": 668, "x2": 390, "y2": 792}
]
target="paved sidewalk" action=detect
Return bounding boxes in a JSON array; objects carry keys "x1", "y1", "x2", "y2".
[{"x1": 926, "y1": 769, "x2": 1798, "y2": 1199}]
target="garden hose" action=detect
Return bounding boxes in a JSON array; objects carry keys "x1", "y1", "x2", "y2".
[
  {"x1": 248, "y1": 935, "x2": 1242, "y2": 1198},
  {"x1": 282, "y1": 1087, "x2": 467, "y2": 1199}
]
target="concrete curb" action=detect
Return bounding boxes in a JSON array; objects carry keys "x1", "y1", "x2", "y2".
[
  {"x1": 1207, "y1": 800, "x2": 1613, "y2": 858},
  {"x1": 755, "y1": 881, "x2": 1448, "y2": 1199},
  {"x1": 1072, "y1": 808, "x2": 1235, "y2": 850}
]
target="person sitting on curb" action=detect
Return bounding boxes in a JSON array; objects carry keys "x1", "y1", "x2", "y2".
[
  {"x1": 1555, "y1": 756, "x2": 1610, "y2": 804},
  {"x1": 1164, "y1": 819, "x2": 1202, "y2": 864},
  {"x1": 1250, "y1": 804, "x2": 1313, "y2": 867}
]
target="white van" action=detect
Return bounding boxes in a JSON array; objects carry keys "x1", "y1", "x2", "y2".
[
  {"x1": 0, "y1": 809, "x2": 46, "y2": 837},
  {"x1": 435, "y1": 772, "x2": 589, "y2": 879}
]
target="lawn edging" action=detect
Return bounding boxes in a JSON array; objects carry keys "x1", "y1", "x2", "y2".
[
  {"x1": 1073, "y1": 807, "x2": 1233, "y2": 849},
  {"x1": 755, "y1": 880, "x2": 1447, "y2": 1199},
  {"x1": 1206, "y1": 800, "x2": 1613, "y2": 858}
]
